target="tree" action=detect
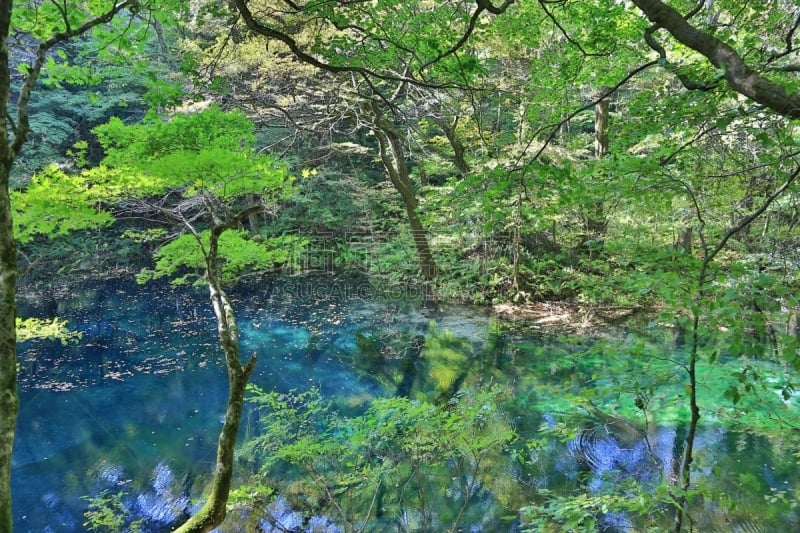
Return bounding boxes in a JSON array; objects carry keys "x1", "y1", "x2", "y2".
[
  {"x1": 0, "y1": 2, "x2": 176, "y2": 529},
  {"x1": 188, "y1": 0, "x2": 515, "y2": 282},
  {"x1": 366, "y1": 96, "x2": 439, "y2": 280},
  {"x1": 93, "y1": 105, "x2": 298, "y2": 532},
  {"x1": 616, "y1": 3, "x2": 800, "y2": 528},
  {"x1": 447, "y1": 1, "x2": 800, "y2": 526}
]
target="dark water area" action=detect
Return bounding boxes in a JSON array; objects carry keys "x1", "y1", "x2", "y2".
[{"x1": 11, "y1": 276, "x2": 800, "y2": 532}]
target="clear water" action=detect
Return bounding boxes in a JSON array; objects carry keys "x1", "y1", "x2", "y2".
[{"x1": 12, "y1": 277, "x2": 800, "y2": 532}]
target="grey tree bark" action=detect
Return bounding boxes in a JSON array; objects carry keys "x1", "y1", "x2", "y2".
[{"x1": 173, "y1": 218, "x2": 258, "y2": 533}]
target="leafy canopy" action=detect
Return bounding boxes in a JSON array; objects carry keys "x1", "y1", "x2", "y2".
[
  {"x1": 94, "y1": 105, "x2": 290, "y2": 199},
  {"x1": 12, "y1": 165, "x2": 114, "y2": 243},
  {"x1": 93, "y1": 105, "x2": 299, "y2": 285},
  {"x1": 138, "y1": 232, "x2": 305, "y2": 286}
]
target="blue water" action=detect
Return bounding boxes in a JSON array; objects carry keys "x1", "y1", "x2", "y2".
[
  {"x1": 13, "y1": 277, "x2": 493, "y2": 532},
  {"x1": 11, "y1": 276, "x2": 800, "y2": 532}
]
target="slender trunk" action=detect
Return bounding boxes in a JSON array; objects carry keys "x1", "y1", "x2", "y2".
[
  {"x1": 174, "y1": 346, "x2": 255, "y2": 533},
  {"x1": 511, "y1": 189, "x2": 522, "y2": 290},
  {"x1": 246, "y1": 194, "x2": 261, "y2": 235},
  {"x1": 370, "y1": 100, "x2": 438, "y2": 280},
  {"x1": 673, "y1": 310, "x2": 701, "y2": 532},
  {"x1": 593, "y1": 88, "x2": 611, "y2": 159},
  {"x1": 585, "y1": 86, "x2": 611, "y2": 240},
  {"x1": 174, "y1": 230, "x2": 256, "y2": 533},
  {"x1": 676, "y1": 226, "x2": 692, "y2": 255}
]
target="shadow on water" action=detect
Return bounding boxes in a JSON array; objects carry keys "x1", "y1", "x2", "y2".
[{"x1": 12, "y1": 276, "x2": 800, "y2": 532}]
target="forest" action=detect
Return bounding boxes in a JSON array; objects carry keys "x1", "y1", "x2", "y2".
[{"x1": 2, "y1": 0, "x2": 800, "y2": 532}]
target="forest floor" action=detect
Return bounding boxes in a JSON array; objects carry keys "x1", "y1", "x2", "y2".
[{"x1": 492, "y1": 301, "x2": 646, "y2": 332}]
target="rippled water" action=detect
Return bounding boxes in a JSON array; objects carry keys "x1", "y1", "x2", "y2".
[{"x1": 12, "y1": 276, "x2": 800, "y2": 532}]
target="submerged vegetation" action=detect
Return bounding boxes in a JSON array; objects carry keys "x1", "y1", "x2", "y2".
[{"x1": 3, "y1": 0, "x2": 800, "y2": 531}]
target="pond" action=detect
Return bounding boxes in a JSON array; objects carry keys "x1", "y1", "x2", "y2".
[{"x1": 12, "y1": 276, "x2": 800, "y2": 532}]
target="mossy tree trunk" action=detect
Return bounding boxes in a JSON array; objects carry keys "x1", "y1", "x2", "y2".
[
  {"x1": 0, "y1": 158, "x2": 18, "y2": 533},
  {"x1": 369, "y1": 98, "x2": 438, "y2": 281},
  {"x1": 434, "y1": 116, "x2": 469, "y2": 178},
  {"x1": 174, "y1": 221, "x2": 257, "y2": 533},
  {"x1": 0, "y1": 4, "x2": 137, "y2": 529},
  {"x1": 0, "y1": 3, "x2": 15, "y2": 523}
]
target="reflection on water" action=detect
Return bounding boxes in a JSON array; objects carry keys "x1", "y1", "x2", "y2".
[{"x1": 12, "y1": 276, "x2": 800, "y2": 532}]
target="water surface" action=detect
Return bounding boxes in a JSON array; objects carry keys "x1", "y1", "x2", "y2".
[{"x1": 12, "y1": 276, "x2": 800, "y2": 532}]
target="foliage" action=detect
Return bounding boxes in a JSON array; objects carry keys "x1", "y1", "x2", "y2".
[
  {"x1": 15, "y1": 317, "x2": 80, "y2": 344},
  {"x1": 137, "y1": 231, "x2": 307, "y2": 286},
  {"x1": 520, "y1": 488, "x2": 665, "y2": 532},
  {"x1": 8, "y1": 0, "x2": 800, "y2": 531},
  {"x1": 95, "y1": 105, "x2": 256, "y2": 169},
  {"x1": 12, "y1": 165, "x2": 114, "y2": 243},
  {"x1": 90, "y1": 105, "x2": 301, "y2": 285},
  {"x1": 239, "y1": 386, "x2": 516, "y2": 531},
  {"x1": 82, "y1": 490, "x2": 144, "y2": 533}
]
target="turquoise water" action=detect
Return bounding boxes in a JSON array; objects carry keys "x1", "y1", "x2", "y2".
[
  {"x1": 12, "y1": 277, "x2": 800, "y2": 532},
  {"x1": 13, "y1": 278, "x2": 491, "y2": 531}
]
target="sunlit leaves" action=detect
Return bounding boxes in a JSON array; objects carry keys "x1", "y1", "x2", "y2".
[
  {"x1": 94, "y1": 105, "x2": 292, "y2": 200},
  {"x1": 12, "y1": 165, "x2": 114, "y2": 243},
  {"x1": 15, "y1": 317, "x2": 80, "y2": 344},
  {"x1": 91, "y1": 105, "x2": 298, "y2": 287},
  {"x1": 95, "y1": 105, "x2": 256, "y2": 168},
  {"x1": 138, "y1": 231, "x2": 306, "y2": 286}
]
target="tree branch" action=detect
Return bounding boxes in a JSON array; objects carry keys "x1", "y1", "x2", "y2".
[
  {"x1": 631, "y1": 0, "x2": 800, "y2": 118},
  {"x1": 644, "y1": 23, "x2": 721, "y2": 91},
  {"x1": 705, "y1": 163, "x2": 800, "y2": 265},
  {"x1": 538, "y1": 0, "x2": 613, "y2": 58},
  {"x1": 419, "y1": 0, "x2": 514, "y2": 72},
  {"x1": 767, "y1": 13, "x2": 800, "y2": 64},
  {"x1": 12, "y1": 0, "x2": 140, "y2": 159},
  {"x1": 516, "y1": 60, "x2": 658, "y2": 170},
  {"x1": 231, "y1": 0, "x2": 507, "y2": 90}
]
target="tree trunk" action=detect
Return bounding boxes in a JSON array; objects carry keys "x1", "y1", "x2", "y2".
[
  {"x1": 584, "y1": 86, "x2": 612, "y2": 241},
  {"x1": 174, "y1": 229, "x2": 256, "y2": 533},
  {"x1": 673, "y1": 311, "x2": 701, "y2": 533},
  {"x1": 0, "y1": 5, "x2": 18, "y2": 529},
  {"x1": 370, "y1": 99, "x2": 438, "y2": 280},
  {"x1": 0, "y1": 159, "x2": 18, "y2": 533},
  {"x1": 676, "y1": 226, "x2": 692, "y2": 255},
  {"x1": 246, "y1": 194, "x2": 261, "y2": 235},
  {"x1": 0, "y1": 4, "x2": 141, "y2": 529},
  {"x1": 174, "y1": 348, "x2": 255, "y2": 532},
  {"x1": 594, "y1": 88, "x2": 610, "y2": 159},
  {"x1": 435, "y1": 117, "x2": 469, "y2": 178}
]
